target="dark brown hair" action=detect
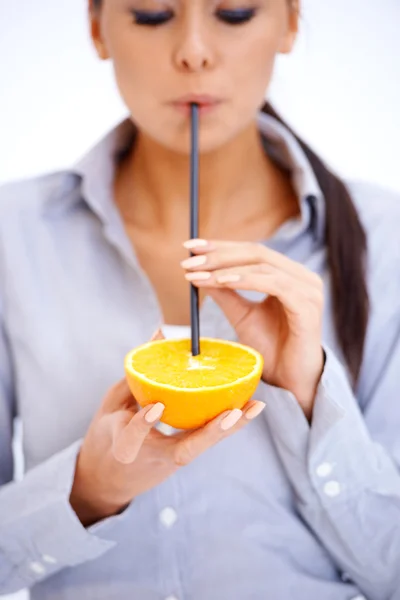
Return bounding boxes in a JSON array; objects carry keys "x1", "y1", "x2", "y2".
[
  {"x1": 91, "y1": 0, "x2": 369, "y2": 384},
  {"x1": 262, "y1": 103, "x2": 369, "y2": 384}
]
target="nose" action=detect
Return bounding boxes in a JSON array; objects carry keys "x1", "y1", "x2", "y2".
[{"x1": 172, "y1": 18, "x2": 215, "y2": 73}]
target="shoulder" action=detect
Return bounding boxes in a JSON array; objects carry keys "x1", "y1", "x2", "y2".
[
  {"x1": 346, "y1": 179, "x2": 400, "y2": 327},
  {"x1": 346, "y1": 179, "x2": 400, "y2": 252},
  {"x1": 343, "y1": 182, "x2": 400, "y2": 402},
  {"x1": 0, "y1": 171, "x2": 82, "y2": 291},
  {"x1": 346, "y1": 179, "x2": 400, "y2": 272},
  {"x1": 0, "y1": 170, "x2": 80, "y2": 225}
]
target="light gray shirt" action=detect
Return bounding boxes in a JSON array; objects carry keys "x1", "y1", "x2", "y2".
[{"x1": 1, "y1": 113, "x2": 400, "y2": 600}]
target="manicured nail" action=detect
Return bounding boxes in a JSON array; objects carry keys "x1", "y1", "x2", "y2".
[
  {"x1": 216, "y1": 274, "x2": 241, "y2": 284},
  {"x1": 185, "y1": 272, "x2": 211, "y2": 282},
  {"x1": 220, "y1": 409, "x2": 243, "y2": 431},
  {"x1": 181, "y1": 255, "x2": 207, "y2": 269},
  {"x1": 145, "y1": 403, "x2": 165, "y2": 423},
  {"x1": 245, "y1": 402, "x2": 266, "y2": 420},
  {"x1": 183, "y1": 239, "x2": 209, "y2": 250}
]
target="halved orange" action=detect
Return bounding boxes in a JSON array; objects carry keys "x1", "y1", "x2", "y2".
[{"x1": 124, "y1": 338, "x2": 264, "y2": 430}]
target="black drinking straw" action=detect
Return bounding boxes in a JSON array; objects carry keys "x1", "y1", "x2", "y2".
[{"x1": 190, "y1": 103, "x2": 200, "y2": 356}]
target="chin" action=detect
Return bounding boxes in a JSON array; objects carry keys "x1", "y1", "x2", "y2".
[{"x1": 155, "y1": 125, "x2": 242, "y2": 156}]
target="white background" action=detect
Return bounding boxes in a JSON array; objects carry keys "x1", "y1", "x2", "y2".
[{"x1": 0, "y1": 1, "x2": 399, "y2": 599}]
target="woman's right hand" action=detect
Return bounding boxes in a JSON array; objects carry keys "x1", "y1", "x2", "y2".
[{"x1": 70, "y1": 366, "x2": 265, "y2": 527}]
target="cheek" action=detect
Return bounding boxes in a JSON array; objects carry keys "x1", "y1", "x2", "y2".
[
  {"x1": 107, "y1": 37, "x2": 161, "y2": 115},
  {"x1": 229, "y1": 32, "x2": 282, "y2": 108},
  {"x1": 102, "y1": 16, "x2": 159, "y2": 96}
]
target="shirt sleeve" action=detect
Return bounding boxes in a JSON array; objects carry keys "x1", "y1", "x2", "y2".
[
  {"x1": 0, "y1": 301, "x2": 123, "y2": 595},
  {"x1": 262, "y1": 309, "x2": 400, "y2": 600}
]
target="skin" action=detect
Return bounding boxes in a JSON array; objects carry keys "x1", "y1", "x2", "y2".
[
  {"x1": 91, "y1": 0, "x2": 298, "y2": 154},
  {"x1": 70, "y1": 0, "x2": 324, "y2": 525}
]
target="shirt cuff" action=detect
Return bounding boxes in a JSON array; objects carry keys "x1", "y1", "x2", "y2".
[
  {"x1": 262, "y1": 345, "x2": 400, "y2": 507},
  {"x1": 0, "y1": 440, "x2": 125, "y2": 591}
]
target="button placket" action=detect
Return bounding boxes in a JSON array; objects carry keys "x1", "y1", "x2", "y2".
[
  {"x1": 316, "y1": 462, "x2": 333, "y2": 478},
  {"x1": 159, "y1": 506, "x2": 178, "y2": 529},
  {"x1": 323, "y1": 481, "x2": 341, "y2": 498},
  {"x1": 156, "y1": 477, "x2": 184, "y2": 600}
]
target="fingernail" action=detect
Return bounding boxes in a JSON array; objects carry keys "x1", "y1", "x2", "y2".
[
  {"x1": 181, "y1": 255, "x2": 207, "y2": 269},
  {"x1": 185, "y1": 272, "x2": 211, "y2": 282},
  {"x1": 216, "y1": 274, "x2": 241, "y2": 284},
  {"x1": 145, "y1": 403, "x2": 165, "y2": 423},
  {"x1": 245, "y1": 403, "x2": 266, "y2": 420},
  {"x1": 220, "y1": 409, "x2": 243, "y2": 431},
  {"x1": 183, "y1": 239, "x2": 209, "y2": 250}
]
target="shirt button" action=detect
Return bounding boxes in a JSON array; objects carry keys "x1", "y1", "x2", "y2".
[
  {"x1": 159, "y1": 507, "x2": 178, "y2": 528},
  {"x1": 42, "y1": 554, "x2": 57, "y2": 564},
  {"x1": 316, "y1": 462, "x2": 333, "y2": 478},
  {"x1": 29, "y1": 561, "x2": 46, "y2": 575},
  {"x1": 351, "y1": 596, "x2": 366, "y2": 600},
  {"x1": 165, "y1": 596, "x2": 179, "y2": 600},
  {"x1": 324, "y1": 481, "x2": 341, "y2": 497}
]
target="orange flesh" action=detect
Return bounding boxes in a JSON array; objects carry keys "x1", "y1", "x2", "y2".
[{"x1": 128, "y1": 339, "x2": 258, "y2": 388}]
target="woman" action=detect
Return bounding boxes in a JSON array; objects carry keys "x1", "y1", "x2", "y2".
[{"x1": 0, "y1": 0, "x2": 399, "y2": 598}]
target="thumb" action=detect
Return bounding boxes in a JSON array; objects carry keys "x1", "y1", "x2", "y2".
[{"x1": 207, "y1": 288, "x2": 253, "y2": 330}]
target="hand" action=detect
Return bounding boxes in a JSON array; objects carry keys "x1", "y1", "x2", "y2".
[
  {"x1": 182, "y1": 240, "x2": 325, "y2": 420},
  {"x1": 70, "y1": 335, "x2": 266, "y2": 526}
]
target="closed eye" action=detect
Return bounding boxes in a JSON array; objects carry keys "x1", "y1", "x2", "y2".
[
  {"x1": 131, "y1": 7, "x2": 257, "y2": 27},
  {"x1": 216, "y1": 8, "x2": 257, "y2": 25},
  {"x1": 131, "y1": 10, "x2": 173, "y2": 26}
]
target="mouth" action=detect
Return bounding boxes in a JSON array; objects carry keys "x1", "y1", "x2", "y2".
[{"x1": 170, "y1": 94, "x2": 224, "y2": 116}]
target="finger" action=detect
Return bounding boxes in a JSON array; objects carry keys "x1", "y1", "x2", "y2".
[
  {"x1": 109, "y1": 408, "x2": 134, "y2": 443},
  {"x1": 205, "y1": 287, "x2": 254, "y2": 331},
  {"x1": 186, "y1": 265, "x2": 321, "y2": 304},
  {"x1": 183, "y1": 240, "x2": 321, "y2": 288},
  {"x1": 242, "y1": 400, "x2": 267, "y2": 420},
  {"x1": 102, "y1": 378, "x2": 136, "y2": 413},
  {"x1": 112, "y1": 402, "x2": 165, "y2": 464},
  {"x1": 188, "y1": 268, "x2": 323, "y2": 324},
  {"x1": 173, "y1": 401, "x2": 265, "y2": 467}
]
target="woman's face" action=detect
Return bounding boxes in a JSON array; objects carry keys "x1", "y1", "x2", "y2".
[{"x1": 90, "y1": 0, "x2": 298, "y2": 153}]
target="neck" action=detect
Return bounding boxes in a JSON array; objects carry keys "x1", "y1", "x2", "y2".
[{"x1": 115, "y1": 120, "x2": 299, "y2": 240}]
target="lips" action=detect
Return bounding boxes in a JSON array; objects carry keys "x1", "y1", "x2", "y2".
[
  {"x1": 173, "y1": 94, "x2": 222, "y2": 108},
  {"x1": 171, "y1": 94, "x2": 223, "y2": 116}
]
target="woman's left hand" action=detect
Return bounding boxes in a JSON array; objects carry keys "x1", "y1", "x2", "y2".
[{"x1": 181, "y1": 239, "x2": 325, "y2": 421}]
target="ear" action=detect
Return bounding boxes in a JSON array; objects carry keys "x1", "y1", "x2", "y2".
[
  {"x1": 279, "y1": 0, "x2": 300, "y2": 55},
  {"x1": 88, "y1": 0, "x2": 110, "y2": 60}
]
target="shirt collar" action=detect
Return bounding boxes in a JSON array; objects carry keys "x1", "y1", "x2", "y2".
[
  {"x1": 257, "y1": 111, "x2": 325, "y2": 243},
  {"x1": 44, "y1": 113, "x2": 325, "y2": 242},
  {"x1": 73, "y1": 120, "x2": 135, "y2": 224}
]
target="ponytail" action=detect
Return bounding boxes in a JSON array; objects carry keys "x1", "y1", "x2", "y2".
[{"x1": 262, "y1": 103, "x2": 369, "y2": 384}]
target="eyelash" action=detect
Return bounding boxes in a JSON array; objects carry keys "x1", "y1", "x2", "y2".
[
  {"x1": 131, "y1": 8, "x2": 257, "y2": 27},
  {"x1": 217, "y1": 8, "x2": 257, "y2": 25}
]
